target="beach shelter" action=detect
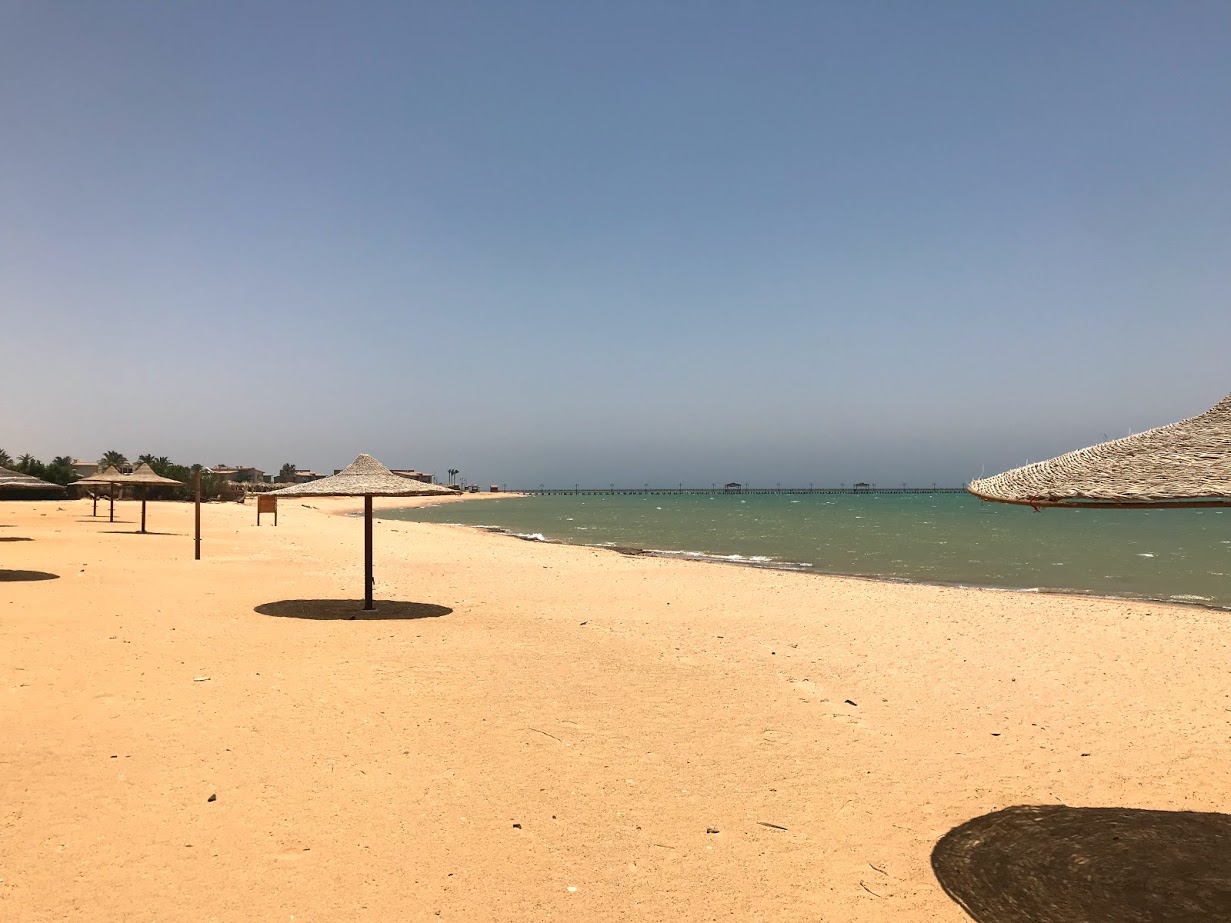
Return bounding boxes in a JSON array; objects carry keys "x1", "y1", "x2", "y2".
[
  {"x1": 0, "y1": 466, "x2": 67, "y2": 500},
  {"x1": 269, "y1": 454, "x2": 457, "y2": 609},
  {"x1": 72, "y1": 466, "x2": 127, "y2": 520},
  {"x1": 120, "y1": 463, "x2": 185, "y2": 533},
  {"x1": 968, "y1": 393, "x2": 1231, "y2": 509}
]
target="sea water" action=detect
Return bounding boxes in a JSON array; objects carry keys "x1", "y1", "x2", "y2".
[{"x1": 381, "y1": 493, "x2": 1231, "y2": 610}]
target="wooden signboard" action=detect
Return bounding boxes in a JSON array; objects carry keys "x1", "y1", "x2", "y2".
[{"x1": 257, "y1": 494, "x2": 278, "y2": 526}]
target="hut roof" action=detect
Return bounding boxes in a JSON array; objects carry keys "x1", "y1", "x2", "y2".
[
  {"x1": 73, "y1": 466, "x2": 127, "y2": 485},
  {"x1": 0, "y1": 466, "x2": 67, "y2": 494},
  {"x1": 269, "y1": 454, "x2": 457, "y2": 498},
  {"x1": 121, "y1": 463, "x2": 183, "y2": 486},
  {"x1": 968, "y1": 393, "x2": 1231, "y2": 507}
]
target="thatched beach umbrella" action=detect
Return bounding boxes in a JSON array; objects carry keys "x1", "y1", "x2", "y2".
[
  {"x1": 968, "y1": 393, "x2": 1231, "y2": 508},
  {"x1": 120, "y1": 463, "x2": 184, "y2": 533},
  {"x1": 0, "y1": 466, "x2": 67, "y2": 499},
  {"x1": 269, "y1": 454, "x2": 457, "y2": 609},
  {"x1": 72, "y1": 465, "x2": 126, "y2": 520}
]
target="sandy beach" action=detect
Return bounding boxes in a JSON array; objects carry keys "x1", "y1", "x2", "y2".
[{"x1": 2, "y1": 496, "x2": 1228, "y2": 922}]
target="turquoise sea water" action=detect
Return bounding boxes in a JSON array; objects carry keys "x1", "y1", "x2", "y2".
[{"x1": 382, "y1": 493, "x2": 1231, "y2": 610}]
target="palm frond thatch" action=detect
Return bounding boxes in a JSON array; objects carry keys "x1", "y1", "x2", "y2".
[
  {"x1": 73, "y1": 466, "x2": 125, "y2": 485},
  {"x1": 0, "y1": 466, "x2": 67, "y2": 494},
  {"x1": 968, "y1": 394, "x2": 1231, "y2": 507},
  {"x1": 269, "y1": 454, "x2": 456, "y2": 498},
  {"x1": 120, "y1": 463, "x2": 183, "y2": 486}
]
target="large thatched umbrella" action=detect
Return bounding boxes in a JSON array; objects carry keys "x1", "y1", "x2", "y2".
[
  {"x1": 968, "y1": 393, "x2": 1231, "y2": 508},
  {"x1": 72, "y1": 466, "x2": 126, "y2": 520},
  {"x1": 0, "y1": 466, "x2": 67, "y2": 499},
  {"x1": 120, "y1": 463, "x2": 184, "y2": 533},
  {"x1": 269, "y1": 454, "x2": 457, "y2": 609}
]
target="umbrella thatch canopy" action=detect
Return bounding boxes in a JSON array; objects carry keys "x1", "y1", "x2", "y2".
[
  {"x1": 73, "y1": 465, "x2": 126, "y2": 519},
  {"x1": 74, "y1": 465, "x2": 125, "y2": 486},
  {"x1": 0, "y1": 466, "x2": 67, "y2": 499},
  {"x1": 270, "y1": 454, "x2": 457, "y2": 609},
  {"x1": 120, "y1": 463, "x2": 184, "y2": 533},
  {"x1": 968, "y1": 393, "x2": 1231, "y2": 508},
  {"x1": 123, "y1": 463, "x2": 184, "y2": 488}
]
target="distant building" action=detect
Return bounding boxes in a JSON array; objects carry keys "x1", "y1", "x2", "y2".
[
  {"x1": 390, "y1": 470, "x2": 435, "y2": 484},
  {"x1": 71, "y1": 459, "x2": 98, "y2": 478},
  {"x1": 210, "y1": 465, "x2": 268, "y2": 484},
  {"x1": 292, "y1": 470, "x2": 325, "y2": 484},
  {"x1": 724, "y1": 482, "x2": 742, "y2": 491},
  {"x1": 853, "y1": 482, "x2": 871, "y2": 491}
]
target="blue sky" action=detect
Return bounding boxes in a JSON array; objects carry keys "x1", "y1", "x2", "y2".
[{"x1": 3, "y1": 1, "x2": 1229, "y2": 487}]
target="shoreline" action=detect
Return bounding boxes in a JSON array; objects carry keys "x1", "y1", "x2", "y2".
[{"x1": 379, "y1": 511, "x2": 1231, "y2": 615}]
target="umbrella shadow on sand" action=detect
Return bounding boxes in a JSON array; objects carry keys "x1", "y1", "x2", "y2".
[
  {"x1": 0, "y1": 536, "x2": 34, "y2": 542},
  {"x1": 100, "y1": 530, "x2": 181, "y2": 536},
  {"x1": 932, "y1": 804, "x2": 1231, "y2": 923},
  {"x1": 255, "y1": 599, "x2": 453, "y2": 621},
  {"x1": 0, "y1": 569, "x2": 60, "y2": 582}
]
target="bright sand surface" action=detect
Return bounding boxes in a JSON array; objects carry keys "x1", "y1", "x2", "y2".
[{"x1": 2, "y1": 496, "x2": 1228, "y2": 922}]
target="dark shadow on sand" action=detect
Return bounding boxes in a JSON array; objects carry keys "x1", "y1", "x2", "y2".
[
  {"x1": 254, "y1": 599, "x2": 453, "y2": 621},
  {"x1": 0, "y1": 570, "x2": 60, "y2": 582},
  {"x1": 0, "y1": 536, "x2": 33, "y2": 542},
  {"x1": 99, "y1": 530, "x2": 182, "y2": 536},
  {"x1": 932, "y1": 804, "x2": 1231, "y2": 923}
]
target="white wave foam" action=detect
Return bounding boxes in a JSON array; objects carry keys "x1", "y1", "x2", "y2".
[
  {"x1": 642, "y1": 549, "x2": 814, "y2": 569},
  {"x1": 514, "y1": 532, "x2": 547, "y2": 541},
  {"x1": 962, "y1": 584, "x2": 1041, "y2": 593}
]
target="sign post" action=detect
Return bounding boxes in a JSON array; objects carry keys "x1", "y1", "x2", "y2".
[{"x1": 257, "y1": 494, "x2": 278, "y2": 526}]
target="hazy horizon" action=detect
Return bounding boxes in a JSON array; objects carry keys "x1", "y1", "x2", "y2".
[{"x1": 4, "y1": 2, "x2": 1229, "y2": 488}]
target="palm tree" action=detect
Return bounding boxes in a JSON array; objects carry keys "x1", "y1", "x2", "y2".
[
  {"x1": 0, "y1": 449, "x2": 11, "y2": 468},
  {"x1": 17, "y1": 453, "x2": 36, "y2": 471},
  {"x1": 99, "y1": 450, "x2": 127, "y2": 470},
  {"x1": 447, "y1": 468, "x2": 459, "y2": 486},
  {"x1": 279, "y1": 463, "x2": 297, "y2": 483},
  {"x1": 43, "y1": 456, "x2": 78, "y2": 485}
]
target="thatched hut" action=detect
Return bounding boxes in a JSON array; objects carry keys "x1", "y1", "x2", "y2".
[{"x1": 0, "y1": 466, "x2": 67, "y2": 501}]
